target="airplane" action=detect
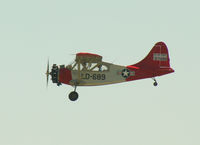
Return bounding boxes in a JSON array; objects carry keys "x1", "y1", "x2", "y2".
[{"x1": 45, "y1": 42, "x2": 174, "y2": 101}]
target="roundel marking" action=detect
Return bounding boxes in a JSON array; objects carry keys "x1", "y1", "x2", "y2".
[{"x1": 121, "y1": 68, "x2": 130, "y2": 78}]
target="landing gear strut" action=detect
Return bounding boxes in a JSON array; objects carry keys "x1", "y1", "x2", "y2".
[
  {"x1": 68, "y1": 86, "x2": 79, "y2": 101},
  {"x1": 152, "y1": 77, "x2": 158, "y2": 86}
]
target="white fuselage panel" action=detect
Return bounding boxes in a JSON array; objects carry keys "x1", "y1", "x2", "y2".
[{"x1": 71, "y1": 63, "x2": 127, "y2": 86}]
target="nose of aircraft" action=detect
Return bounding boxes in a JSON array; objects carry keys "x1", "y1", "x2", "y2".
[
  {"x1": 51, "y1": 64, "x2": 61, "y2": 85},
  {"x1": 46, "y1": 63, "x2": 72, "y2": 86},
  {"x1": 46, "y1": 61, "x2": 61, "y2": 87}
]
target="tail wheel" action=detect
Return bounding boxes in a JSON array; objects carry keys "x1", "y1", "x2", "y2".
[
  {"x1": 153, "y1": 81, "x2": 158, "y2": 86},
  {"x1": 152, "y1": 77, "x2": 158, "y2": 87},
  {"x1": 69, "y1": 91, "x2": 79, "y2": 101}
]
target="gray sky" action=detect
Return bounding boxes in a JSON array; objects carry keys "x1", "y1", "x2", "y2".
[{"x1": 0, "y1": 0, "x2": 200, "y2": 145}]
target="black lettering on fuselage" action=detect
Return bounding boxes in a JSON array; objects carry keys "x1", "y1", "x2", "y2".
[{"x1": 81, "y1": 73, "x2": 106, "y2": 80}]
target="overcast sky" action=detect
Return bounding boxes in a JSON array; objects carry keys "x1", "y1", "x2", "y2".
[{"x1": 0, "y1": 0, "x2": 200, "y2": 145}]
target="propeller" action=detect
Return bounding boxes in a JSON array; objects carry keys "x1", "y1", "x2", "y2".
[{"x1": 45, "y1": 59, "x2": 50, "y2": 87}]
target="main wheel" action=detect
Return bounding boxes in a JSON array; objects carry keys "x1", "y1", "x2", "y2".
[
  {"x1": 69, "y1": 91, "x2": 79, "y2": 101},
  {"x1": 153, "y1": 82, "x2": 158, "y2": 86}
]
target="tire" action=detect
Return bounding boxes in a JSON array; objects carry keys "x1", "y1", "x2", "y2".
[
  {"x1": 153, "y1": 82, "x2": 158, "y2": 86},
  {"x1": 69, "y1": 91, "x2": 79, "y2": 101}
]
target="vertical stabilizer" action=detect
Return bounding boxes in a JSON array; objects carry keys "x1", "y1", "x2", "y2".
[{"x1": 132, "y1": 42, "x2": 171, "y2": 69}]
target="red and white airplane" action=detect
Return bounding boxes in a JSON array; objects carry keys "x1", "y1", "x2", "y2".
[{"x1": 46, "y1": 42, "x2": 174, "y2": 101}]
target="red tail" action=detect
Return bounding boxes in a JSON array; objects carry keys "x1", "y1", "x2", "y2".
[{"x1": 132, "y1": 42, "x2": 171, "y2": 69}]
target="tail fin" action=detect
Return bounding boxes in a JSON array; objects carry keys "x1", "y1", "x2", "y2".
[{"x1": 132, "y1": 42, "x2": 171, "y2": 69}]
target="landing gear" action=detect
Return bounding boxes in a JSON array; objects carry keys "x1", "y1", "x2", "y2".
[
  {"x1": 68, "y1": 86, "x2": 79, "y2": 101},
  {"x1": 152, "y1": 77, "x2": 158, "y2": 86},
  {"x1": 69, "y1": 91, "x2": 79, "y2": 101}
]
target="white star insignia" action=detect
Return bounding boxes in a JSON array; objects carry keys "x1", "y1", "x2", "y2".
[{"x1": 122, "y1": 69, "x2": 130, "y2": 78}]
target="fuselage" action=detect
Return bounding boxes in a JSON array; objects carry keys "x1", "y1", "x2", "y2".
[{"x1": 52, "y1": 62, "x2": 174, "y2": 87}]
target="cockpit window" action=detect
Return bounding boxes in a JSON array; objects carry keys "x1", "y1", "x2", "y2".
[{"x1": 68, "y1": 61, "x2": 108, "y2": 72}]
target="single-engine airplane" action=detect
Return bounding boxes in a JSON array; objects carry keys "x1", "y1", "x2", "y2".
[{"x1": 46, "y1": 42, "x2": 174, "y2": 101}]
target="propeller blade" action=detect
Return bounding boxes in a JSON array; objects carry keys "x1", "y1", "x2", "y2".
[{"x1": 46, "y1": 58, "x2": 50, "y2": 87}]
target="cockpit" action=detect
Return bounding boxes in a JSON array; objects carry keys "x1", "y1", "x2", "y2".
[{"x1": 66, "y1": 52, "x2": 109, "y2": 72}]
